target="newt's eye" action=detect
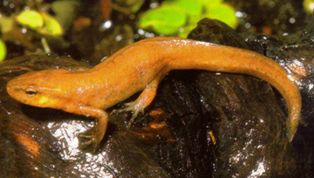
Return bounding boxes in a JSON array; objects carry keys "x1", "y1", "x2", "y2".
[{"x1": 25, "y1": 89, "x2": 38, "y2": 95}]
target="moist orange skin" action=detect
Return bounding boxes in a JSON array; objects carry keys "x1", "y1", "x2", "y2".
[{"x1": 6, "y1": 37, "x2": 301, "y2": 150}]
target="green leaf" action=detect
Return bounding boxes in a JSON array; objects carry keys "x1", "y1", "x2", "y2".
[
  {"x1": 204, "y1": 3, "x2": 238, "y2": 28},
  {"x1": 0, "y1": 15, "x2": 14, "y2": 33},
  {"x1": 164, "y1": 0, "x2": 203, "y2": 16},
  {"x1": 303, "y1": 0, "x2": 314, "y2": 13},
  {"x1": 138, "y1": 0, "x2": 238, "y2": 36},
  {"x1": 199, "y1": 0, "x2": 222, "y2": 6},
  {"x1": 138, "y1": 5, "x2": 187, "y2": 35},
  {"x1": 16, "y1": 10, "x2": 44, "y2": 29},
  {"x1": 39, "y1": 12, "x2": 63, "y2": 36},
  {"x1": 16, "y1": 10, "x2": 63, "y2": 36},
  {"x1": 0, "y1": 39, "x2": 7, "y2": 62}
]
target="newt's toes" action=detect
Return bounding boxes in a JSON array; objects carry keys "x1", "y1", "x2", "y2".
[{"x1": 78, "y1": 129, "x2": 100, "y2": 153}]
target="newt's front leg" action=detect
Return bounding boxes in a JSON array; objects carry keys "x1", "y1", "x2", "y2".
[
  {"x1": 122, "y1": 77, "x2": 161, "y2": 127},
  {"x1": 70, "y1": 105, "x2": 108, "y2": 152}
]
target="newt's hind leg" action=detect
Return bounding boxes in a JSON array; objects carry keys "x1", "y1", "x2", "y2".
[{"x1": 121, "y1": 78, "x2": 161, "y2": 128}]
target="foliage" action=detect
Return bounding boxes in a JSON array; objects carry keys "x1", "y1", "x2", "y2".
[
  {"x1": 0, "y1": 39, "x2": 6, "y2": 61},
  {"x1": 0, "y1": 15, "x2": 14, "y2": 34},
  {"x1": 138, "y1": 5, "x2": 186, "y2": 35},
  {"x1": 16, "y1": 10, "x2": 63, "y2": 36},
  {"x1": 16, "y1": 10, "x2": 44, "y2": 29},
  {"x1": 303, "y1": 0, "x2": 314, "y2": 13},
  {"x1": 0, "y1": 9, "x2": 65, "y2": 62},
  {"x1": 138, "y1": 0, "x2": 238, "y2": 37}
]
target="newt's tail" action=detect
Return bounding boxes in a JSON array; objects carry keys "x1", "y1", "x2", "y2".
[{"x1": 160, "y1": 38, "x2": 301, "y2": 141}]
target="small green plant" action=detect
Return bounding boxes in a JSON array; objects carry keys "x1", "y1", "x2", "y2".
[
  {"x1": 138, "y1": 0, "x2": 238, "y2": 37},
  {"x1": 16, "y1": 10, "x2": 63, "y2": 36},
  {"x1": 304, "y1": 0, "x2": 314, "y2": 13},
  {"x1": 0, "y1": 39, "x2": 7, "y2": 61}
]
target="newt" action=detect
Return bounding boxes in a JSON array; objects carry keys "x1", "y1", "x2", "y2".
[{"x1": 6, "y1": 37, "x2": 301, "y2": 151}]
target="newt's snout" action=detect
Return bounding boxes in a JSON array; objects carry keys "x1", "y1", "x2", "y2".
[
  {"x1": 6, "y1": 78, "x2": 21, "y2": 98},
  {"x1": 6, "y1": 73, "x2": 44, "y2": 106}
]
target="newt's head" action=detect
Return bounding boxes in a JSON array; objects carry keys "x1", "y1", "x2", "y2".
[{"x1": 6, "y1": 69, "x2": 70, "y2": 109}]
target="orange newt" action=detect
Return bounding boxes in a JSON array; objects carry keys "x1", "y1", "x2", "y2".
[{"x1": 6, "y1": 37, "x2": 301, "y2": 151}]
